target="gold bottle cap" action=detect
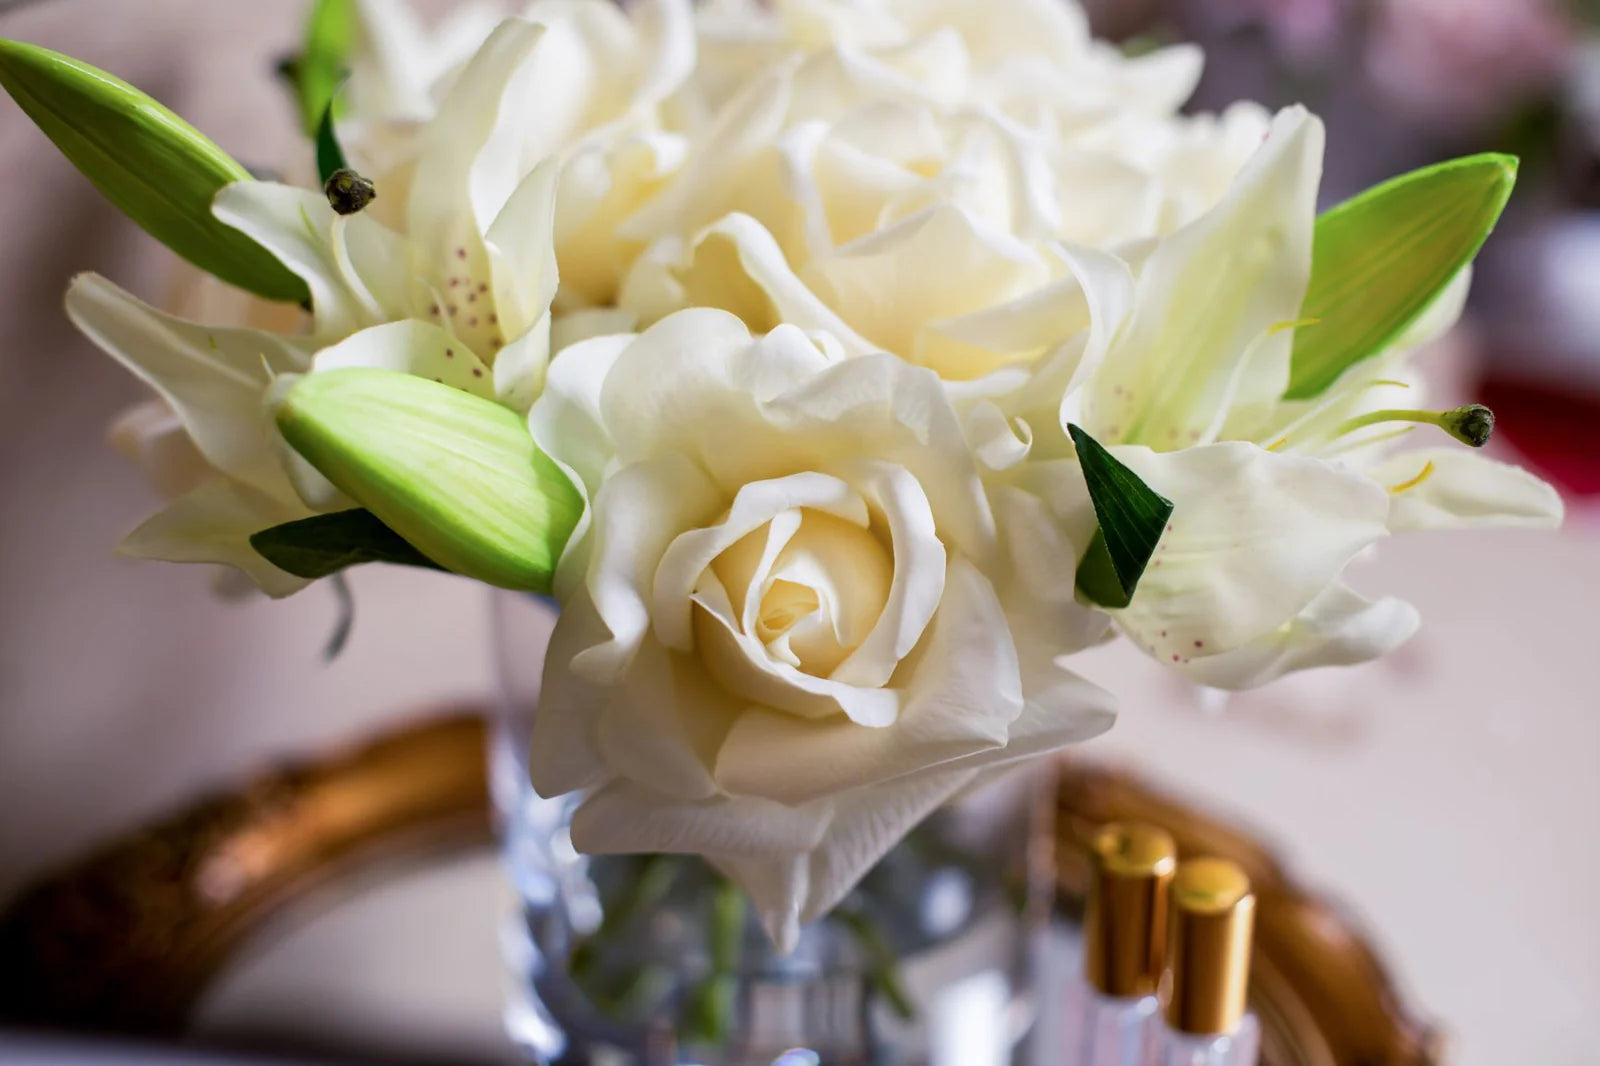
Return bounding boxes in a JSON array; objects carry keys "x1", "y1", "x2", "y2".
[
  {"x1": 1083, "y1": 822, "x2": 1178, "y2": 997},
  {"x1": 1164, "y1": 857, "x2": 1256, "y2": 1035}
]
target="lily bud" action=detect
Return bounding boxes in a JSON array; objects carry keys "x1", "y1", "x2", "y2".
[
  {"x1": 1288, "y1": 153, "x2": 1516, "y2": 400},
  {"x1": 275, "y1": 368, "x2": 582, "y2": 593},
  {"x1": 1440, "y1": 404, "x2": 1495, "y2": 448},
  {"x1": 0, "y1": 39, "x2": 308, "y2": 304}
]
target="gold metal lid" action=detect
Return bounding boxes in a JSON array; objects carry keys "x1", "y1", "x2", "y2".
[
  {"x1": 1083, "y1": 822, "x2": 1178, "y2": 997},
  {"x1": 1164, "y1": 857, "x2": 1256, "y2": 1035}
]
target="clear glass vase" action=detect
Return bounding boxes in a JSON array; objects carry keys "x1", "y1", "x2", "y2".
[{"x1": 489, "y1": 591, "x2": 1053, "y2": 1066}]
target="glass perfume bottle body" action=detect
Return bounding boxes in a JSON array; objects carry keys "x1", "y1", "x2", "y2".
[
  {"x1": 1070, "y1": 985, "x2": 1159, "y2": 1066},
  {"x1": 1149, "y1": 1014, "x2": 1260, "y2": 1066}
]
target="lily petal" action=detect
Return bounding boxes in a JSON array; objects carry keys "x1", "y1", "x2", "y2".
[
  {"x1": 1179, "y1": 584, "x2": 1421, "y2": 690},
  {"x1": 66, "y1": 274, "x2": 312, "y2": 500},
  {"x1": 1085, "y1": 107, "x2": 1323, "y2": 449},
  {"x1": 118, "y1": 478, "x2": 314, "y2": 598},
  {"x1": 1372, "y1": 448, "x2": 1565, "y2": 531},
  {"x1": 213, "y1": 182, "x2": 414, "y2": 341},
  {"x1": 1109, "y1": 441, "x2": 1390, "y2": 662}
]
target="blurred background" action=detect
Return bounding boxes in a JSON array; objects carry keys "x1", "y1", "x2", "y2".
[{"x1": 0, "y1": 1, "x2": 1596, "y2": 1064}]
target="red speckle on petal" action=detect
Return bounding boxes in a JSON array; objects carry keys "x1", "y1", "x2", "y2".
[
  {"x1": 448, "y1": 278, "x2": 460, "y2": 288},
  {"x1": 472, "y1": 368, "x2": 483, "y2": 378},
  {"x1": 488, "y1": 314, "x2": 498, "y2": 325},
  {"x1": 456, "y1": 247, "x2": 467, "y2": 260},
  {"x1": 1194, "y1": 640, "x2": 1204, "y2": 649},
  {"x1": 477, "y1": 283, "x2": 488, "y2": 294},
  {"x1": 1171, "y1": 654, "x2": 1181, "y2": 662},
  {"x1": 1160, "y1": 631, "x2": 1168, "y2": 637},
  {"x1": 468, "y1": 317, "x2": 479, "y2": 328},
  {"x1": 444, "y1": 348, "x2": 454, "y2": 358}
]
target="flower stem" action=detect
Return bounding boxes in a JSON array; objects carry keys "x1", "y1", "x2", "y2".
[{"x1": 1335, "y1": 404, "x2": 1494, "y2": 447}]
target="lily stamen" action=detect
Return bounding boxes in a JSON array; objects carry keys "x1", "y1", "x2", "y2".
[{"x1": 1335, "y1": 404, "x2": 1495, "y2": 448}]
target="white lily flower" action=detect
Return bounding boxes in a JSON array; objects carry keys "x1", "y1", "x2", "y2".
[
  {"x1": 989, "y1": 106, "x2": 1562, "y2": 689},
  {"x1": 67, "y1": 19, "x2": 569, "y2": 594}
]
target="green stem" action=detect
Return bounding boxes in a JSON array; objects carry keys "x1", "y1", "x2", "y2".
[{"x1": 836, "y1": 908, "x2": 916, "y2": 1022}]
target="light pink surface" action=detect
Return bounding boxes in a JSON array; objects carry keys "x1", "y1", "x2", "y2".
[{"x1": 0, "y1": 3, "x2": 1596, "y2": 1065}]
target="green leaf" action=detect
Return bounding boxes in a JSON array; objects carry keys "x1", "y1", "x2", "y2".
[
  {"x1": 0, "y1": 39, "x2": 308, "y2": 304},
  {"x1": 289, "y1": 0, "x2": 356, "y2": 136},
  {"x1": 1069, "y1": 424, "x2": 1174, "y2": 610},
  {"x1": 250, "y1": 508, "x2": 442, "y2": 579},
  {"x1": 315, "y1": 99, "x2": 349, "y2": 187},
  {"x1": 276, "y1": 369, "x2": 583, "y2": 594},
  {"x1": 1286, "y1": 153, "x2": 1517, "y2": 401}
]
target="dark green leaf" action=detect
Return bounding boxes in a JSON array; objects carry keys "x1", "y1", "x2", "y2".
[
  {"x1": 1286, "y1": 153, "x2": 1517, "y2": 400},
  {"x1": 315, "y1": 100, "x2": 348, "y2": 186},
  {"x1": 250, "y1": 508, "x2": 442, "y2": 580},
  {"x1": 1069, "y1": 424, "x2": 1174, "y2": 610},
  {"x1": 0, "y1": 39, "x2": 308, "y2": 303}
]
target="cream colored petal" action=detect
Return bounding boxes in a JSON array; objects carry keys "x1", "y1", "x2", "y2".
[
  {"x1": 313, "y1": 319, "x2": 497, "y2": 399},
  {"x1": 486, "y1": 158, "x2": 561, "y2": 346},
  {"x1": 692, "y1": 576, "x2": 902, "y2": 725},
  {"x1": 117, "y1": 478, "x2": 314, "y2": 598},
  {"x1": 66, "y1": 274, "x2": 311, "y2": 500},
  {"x1": 571, "y1": 779, "x2": 831, "y2": 858},
  {"x1": 652, "y1": 472, "x2": 866, "y2": 650},
  {"x1": 1110, "y1": 441, "x2": 1390, "y2": 662},
  {"x1": 763, "y1": 353, "x2": 998, "y2": 565},
  {"x1": 596, "y1": 634, "x2": 737, "y2": 800},
  {"x1": 827, "y1": 461, "x2": 944, "y2": 688},
  {"x1": 801, "y1": 204, "x2": 1048, "y2": 368},
  {"x1": 713, "y1": 557, "x2": 1021, "y2": 806},
  {"x1": 108, "y1": 401, "x2": 215, "y2": 500},
  {"x1": 1371, "y1": 448, "x2": 1565, "y2": 531},
  {"x1": 570, "y1": 453, "x2": 724, "y2": 683},
  {"x1": 670, "y1": 214, "x2": 877, "y2": 353},
  {"x1": 1085, "y1": 107, "x2": 1323, "y2": 449},
  {"x1": 795, "y1": 766, "x2": 976, "y2": 926},
  {"x1": 212, "y1": 183, "x2": 414, "y2": 340},
  {"x1": 407, "y1": 19, "x2": 545, "y2": 315},
  {"x1": 529, "y1": 332, "x2": 632, "y2": 503},
  {"x1": 1179, "y1": 584, "x2": 1420, "y2": 690},
  {"x1": 529, "y1": 588, "x2": 619, "y2": 798}
]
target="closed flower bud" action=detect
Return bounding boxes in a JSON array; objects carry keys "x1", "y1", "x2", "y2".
[
  {"x1": 0, "y1": 39, "x2": 308, "y2": 303},
  {"x1": 275, "y1": 368, "x2": 582, "y2": 593}
]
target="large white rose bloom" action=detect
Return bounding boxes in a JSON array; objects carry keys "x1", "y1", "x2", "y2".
[{"x1": 527, "y1": 308, "x2": 1115, "y2": 948}]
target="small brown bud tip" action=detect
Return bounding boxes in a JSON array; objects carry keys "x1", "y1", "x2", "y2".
[
  {"x1": 1443, "y1": 404, "x2": 1495, "y2": 448},
  {"x1": 324, "y1": 169, "x2": 377, "y2": 216}
]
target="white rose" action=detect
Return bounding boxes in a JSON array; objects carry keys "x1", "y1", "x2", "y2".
[
  {"x1": 527, "y1": 308, "x2": 1114, "y2": 947},
  {"x1": 614, "y1": 0, "x2": 1270, "y2": 387}
]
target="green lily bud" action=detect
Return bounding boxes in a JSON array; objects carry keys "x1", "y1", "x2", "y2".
[
  {"x1": 1287, "y1": 153, "x2": 1517, "y2": 401},
  {"x1": 1440, "y1": 404, "x2": 1495, "y2": 448},
  {"x1": 0, "y1": 39, "x2": 308, "y2": 304},
  {"x1": 276, "y1": 369, "x2": 582, "y2": 593}
]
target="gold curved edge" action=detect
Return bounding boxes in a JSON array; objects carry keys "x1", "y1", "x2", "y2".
[
  {"x1": 1054, "y1": 759, "x2": 1446, "y2": 1066},
  {"x1": 0, "y1": 711, "x2": 492, "y2": 1035},
  {"x1": 0, "y1": 710, "x2": 1442, "y2": 1066}
]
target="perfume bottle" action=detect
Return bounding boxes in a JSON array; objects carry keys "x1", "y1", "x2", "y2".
[
  {"x1": 1068, "y1": 822, "x2": 1177, "y2": 1066},
  {"x1": 1150, "y1": 858, "x2": 1260, "y2": 1066}
]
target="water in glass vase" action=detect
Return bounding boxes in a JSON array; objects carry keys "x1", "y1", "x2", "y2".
[{"x1": 492, "y1": 592, "x2": 1044, "y2": 1066}]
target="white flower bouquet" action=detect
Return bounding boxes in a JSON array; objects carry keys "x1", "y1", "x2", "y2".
[{"x1": 2, "y1": 0, "x2": 1562, "y2": 980}]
